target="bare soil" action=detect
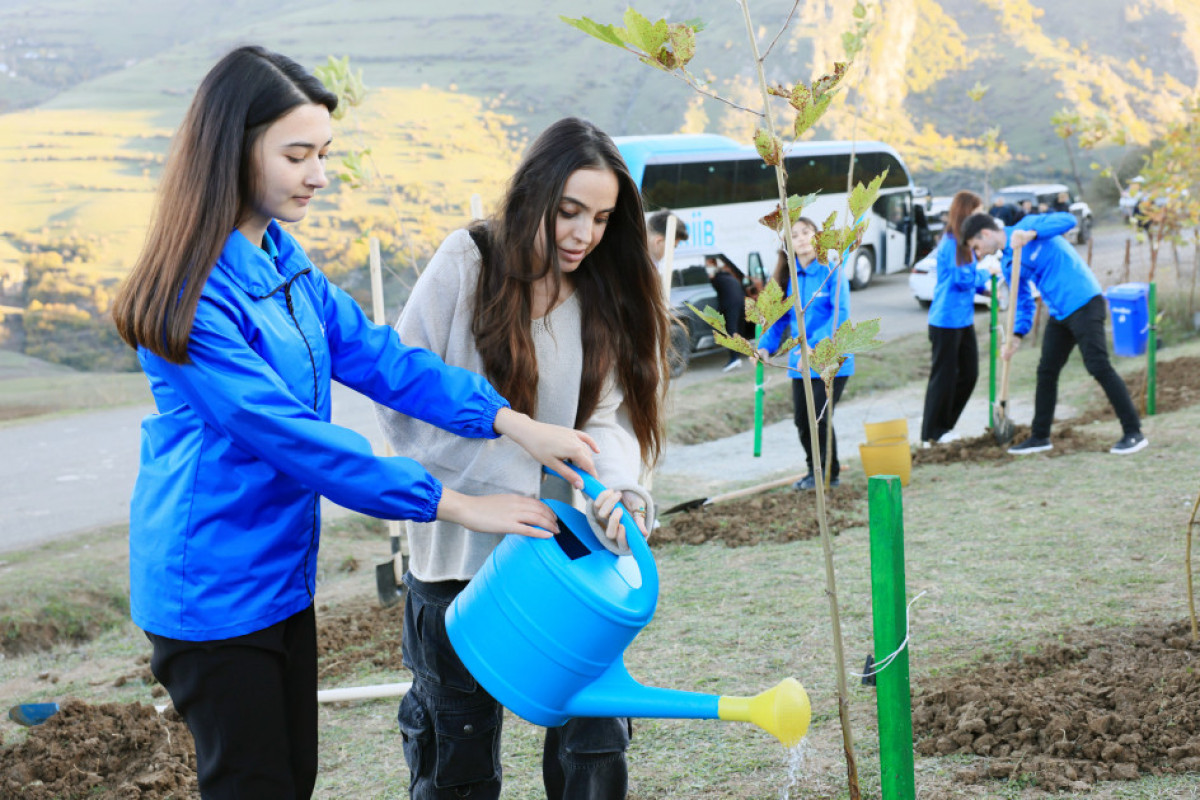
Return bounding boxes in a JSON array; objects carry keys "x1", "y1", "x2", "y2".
[
  {"x1": 654, "y1": 483, "x2": 867, "y2": 547},
  {"x1": 913, "y1": 619, "x2": 1200, "y2": 793},
  {"x1": 0, "y1": 700, "x2": 197, "y2": 799},
  {"x1": 3, "y1": 354, "x2": 1200, "y2": 798}
]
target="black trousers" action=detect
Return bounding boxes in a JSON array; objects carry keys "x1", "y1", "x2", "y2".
[
  {"x1": 398, "y1": 574, "x2": 629, "y2": 800},
  {"x1": 1032, "y1": 294, "x2": 1141, "y2": 439},
  {"x1": 147, "y1": 605, "x2": 318, "y2": 800},
  {"x1": 792, "y1": 375, "x2": 848, "y2": 480},
  {"x1": 921, "y1": 324, "x2": 979, "y2": 441}
]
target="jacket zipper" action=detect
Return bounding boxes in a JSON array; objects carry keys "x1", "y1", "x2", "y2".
[{"x1": 280, "y1": 267, "x2": 320, "y2": 600}]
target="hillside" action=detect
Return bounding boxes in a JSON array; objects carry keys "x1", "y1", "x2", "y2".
[{"x1": 1, "y1": 0, "x2": 1198, "y2": 367}]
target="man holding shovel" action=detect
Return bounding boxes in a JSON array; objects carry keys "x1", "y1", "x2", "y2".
[{"x1": 963, "y1": 211, "x2": 1147, "y2": 455}]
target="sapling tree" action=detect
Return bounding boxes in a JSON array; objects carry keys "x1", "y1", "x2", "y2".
[{"x1": 563, "y1": 6, "x2": 885, "y2": 797}]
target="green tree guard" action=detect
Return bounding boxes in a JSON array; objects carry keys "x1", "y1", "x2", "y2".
[
  {"x1": 868, "y1": 476, "x2": 916, "y2": 800},
  {"x1": 1148, "y1": 282, "x2": 1157, "y2": 416}
]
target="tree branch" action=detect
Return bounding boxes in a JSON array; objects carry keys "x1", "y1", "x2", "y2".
[{"x1": 761, "y1": 0, "x2": 802, "y2": 62}]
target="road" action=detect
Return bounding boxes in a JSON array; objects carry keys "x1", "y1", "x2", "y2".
[{"x1": 0, "y1": 262, "x2": 1011, "y2": 553}]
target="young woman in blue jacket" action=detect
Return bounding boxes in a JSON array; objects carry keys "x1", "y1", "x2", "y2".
[
  {"x1": 757, "y1": 217, "x2": 853, "y2": 490},
  {"x1": 920, "y1": 190, "x2": 988, "y2": 444},
  {"x1": 110, "y1": 46, "x2": 597, "y2": 799}
]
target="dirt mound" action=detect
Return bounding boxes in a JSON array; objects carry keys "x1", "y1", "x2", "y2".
[
  {"x1": 316, "y1": 600, "x2": 404, "y2": 681},
  {"x1": 913, "y1": 424, "x2": 1110, "y2": 466},
  {"x1": 913, "y1": 619, "x2": 1200, "y2": 792},
  {"x1": 0, "y1": 700, "x2": 197, "y2": 799},
  {"x1": 655, "y1": 484, "x2": 867, "y2": 547},
  {"x1": 1072, "y1": 354, "x2": 1200, "y2": 424}
]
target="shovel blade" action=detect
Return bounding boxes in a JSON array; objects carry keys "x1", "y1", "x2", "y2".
[
  {"x1": 992, "y1": 406, "x2": 1015, "y2": 446},
  {"x1": 375, "y1": 556, "x2": 407, "y2": 608}
]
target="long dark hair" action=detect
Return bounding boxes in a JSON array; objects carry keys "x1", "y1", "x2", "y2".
[
  {"x1": 472, "y1": 117, "x2": 670, "y2": 466},
  {"x1": 772, "y1": 216, "x2": 818, "y2": 289},
  {"x1": 947, "y1": 190, "x2": 983, "y2": 266},
  {"x1": 112, "y1": 46, "x2": 337, "y2": 362}
]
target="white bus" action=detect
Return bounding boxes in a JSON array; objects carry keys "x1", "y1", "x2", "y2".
[{"x1": 615, "y1": 134, "x2": 929, "y2": 291}]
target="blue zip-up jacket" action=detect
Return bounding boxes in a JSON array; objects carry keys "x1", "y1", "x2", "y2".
[
  {"x1": 758, "y1": 257, "x2": 854, "y2": 379},
  {"x1": 1000, "y1": 212, "x2": 1098, "y2": 336},
  {"x1": 131, "y1": 222, "x2": 509, "y2": 641},
  {"x1": 928, "y1": 233, "x2": 989, "y2": 329}
]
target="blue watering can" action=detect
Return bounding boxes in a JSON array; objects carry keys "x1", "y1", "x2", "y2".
[{"x1": 445, "y1": 464, "x2": 811, "y2": 746}]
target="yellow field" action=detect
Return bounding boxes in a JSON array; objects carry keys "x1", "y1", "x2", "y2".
[{"x1": 0, "y1": 86, "x2": 527, "y2": 284}]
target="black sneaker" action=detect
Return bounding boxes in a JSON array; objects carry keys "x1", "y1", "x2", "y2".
[
  {"x1": 793, "y1": 474, "x2": 816, "y2": 491},
  {"x1": 1110, "y1": 432, "x2": 1148, "y2": 455},
  {"x1": 1007, "y1": 436, "x2": 1053, "y2": 455}
]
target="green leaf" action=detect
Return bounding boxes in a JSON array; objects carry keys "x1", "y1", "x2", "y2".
[
  {"x1": 620, "y1": 7, "x2": 669, "y2": 55},
  {"x1": 808, "y1": 319, "x2": 883, "y2": 382},
  {"x1": 759, "y1": 193, "x2": 816, "y2": 233},
  {"x1": 810, "y1": 337, "x2": 845, "y2": 382},
  {"x1": 685, "y1": 303, "x2": 728, "y2": 335},
  {"x1": 560, "y1": 15, "x2": 627, "y2": 48},
  {"x1": 754, "y1": 128, "x2": 783, "y2": 166},
  {"x1": 847, "y1": 170, "x2": 889, "y2": 221},
  {"x1": 666, "y1": 23, "x2": 697, "y2": 69},
  {"x1": 966, "y1": 81, "x2": 989, "y2": 103},
  {"x1": 714, "y1": 331, "x2": 755, "y2": 357},
  {"x1": 834, "y1": 317, "x2": 884, "y2": 354},
  {"x1": 744, "y1": 280, "x2": 791, "y2": 332},
  {"x1": 683, "y1": 17, "x2": 707, "y2": 32}
]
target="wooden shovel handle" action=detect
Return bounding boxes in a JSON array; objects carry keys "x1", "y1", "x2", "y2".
[
  {"x1": 998, "y1": 245, "x2": 1023, "y2": 405},
  {"x1": 705, "y1": 473, "x2": 809, "y2": 506}
]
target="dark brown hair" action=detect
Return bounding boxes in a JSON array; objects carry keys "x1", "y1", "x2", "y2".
[
  {"x1": 112, "y1": 46, "x2": 337, "y2": 362},
  {"x1": 947, "y1": 190, "x2": 984, "y2": 265},
  {"x1": 772, "y1": 216, "x2": 819, "y2": 289},
  {"x1": 471, "y1": 117, "x2": 671, "y2": 466}
]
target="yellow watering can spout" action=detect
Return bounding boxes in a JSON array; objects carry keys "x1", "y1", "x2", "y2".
[{"x1": 718, "y1": 678, "x2": 812, "y2": 747}]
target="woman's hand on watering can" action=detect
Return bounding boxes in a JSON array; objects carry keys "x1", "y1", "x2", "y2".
[
  {"x1": 594, "y1": 489, "x2": 648, "y2": 551},
  {"x1": 494, "y1": 409, "x2": 598, "y2": 490},
  {"x1": 436, "y1": 488, "x2": 559, "y2": 538}
]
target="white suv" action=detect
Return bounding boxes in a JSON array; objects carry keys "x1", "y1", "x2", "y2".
[{"x1": 993, "y1": 183, "x2": 1092, "y2": 244}]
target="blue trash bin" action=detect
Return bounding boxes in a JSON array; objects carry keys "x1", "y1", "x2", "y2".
[{"x1": 1103, "y1": 282, "x2": 1150, "y2": 357}]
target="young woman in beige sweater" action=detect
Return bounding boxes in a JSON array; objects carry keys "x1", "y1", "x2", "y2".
[{"x1": 377, "y1": 117, "x2": 671, "y2": 799}]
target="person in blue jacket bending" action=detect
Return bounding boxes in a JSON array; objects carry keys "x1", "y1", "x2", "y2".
[
  {"x1": 921, "y1": 190, "x2": 990, "y2": 444},
  {"x1": 962, "y1": 211, "x2": 1147, "y2": 456},
  {"x1": 110, "y1": 46, "x2": 597, "y2": 800},
  {"x1": 757, "y1": 217, "x2": 853, "y2": 490}
]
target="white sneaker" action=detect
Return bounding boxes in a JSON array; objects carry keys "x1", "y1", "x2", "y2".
[
  {"x1": 722, "y1": 359, "x2": 744, "y2": 373},
  {"x1": 936, "y1": 431, "x2": 961, "y2": 444}
]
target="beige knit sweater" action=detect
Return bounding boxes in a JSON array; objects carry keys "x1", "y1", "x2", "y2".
[{"x1": 375, "y1": 228, "x2": 643, "y2": 582}]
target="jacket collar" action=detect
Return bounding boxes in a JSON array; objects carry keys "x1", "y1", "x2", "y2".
[{"x1": 216, "y1": 220, "x2": 309, "y2": 299}]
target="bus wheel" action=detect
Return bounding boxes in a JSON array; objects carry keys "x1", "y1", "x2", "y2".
[
  {"x1": 668, "y1": 323, "x2": 691, "y2": 377},
  {"x1": 848, "y1": 249, "x2": 875, "y2": 290}
]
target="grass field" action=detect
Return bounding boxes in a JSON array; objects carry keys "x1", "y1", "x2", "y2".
[{"x1": 1, "y1": 342, "x2": 1198, "y2": 798}]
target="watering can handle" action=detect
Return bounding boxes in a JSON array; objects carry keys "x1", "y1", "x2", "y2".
[{"x1": 542, "y1": 464, "x2": 656, "y2": 566}]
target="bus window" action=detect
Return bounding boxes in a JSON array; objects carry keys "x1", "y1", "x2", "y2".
[
  {"x1": 853, "y1": 152, "x2": 909, "y2": 189},
  {"x1": 676, "y1": 160, "x2": 736, "y2": 208},
  {"x1": 642, "y1": 163, "x2": 680, "y2": 210},
  {"x1": 734, "y1": 159, "x2": 776, "y2": 203},
  {"x1": 785, "y1": 153, "x2": 851, "y2": 195}
]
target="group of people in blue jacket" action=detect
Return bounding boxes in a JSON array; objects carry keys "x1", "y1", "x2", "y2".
[
  {"x1": 920, "y1": 189, "x2": 1147, "y2": 456},
  {"x1": 752, "y1": 186, "x2": 1148, "y2": 497}
]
